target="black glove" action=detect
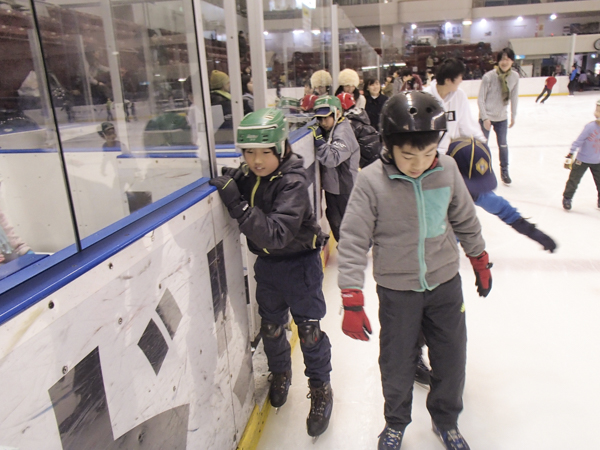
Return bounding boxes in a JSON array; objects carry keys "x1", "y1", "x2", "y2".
[
  {"x1": 221, "y1": 166, "x2": 245, "y2": 182},
  {"x1": 209, "y1": 175, "x2": 245, "y2": 213},
  {"x1": 309, "y1": 125, "x2": 326, "y2": 148}
]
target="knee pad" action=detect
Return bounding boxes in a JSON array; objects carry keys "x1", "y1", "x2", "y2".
[
  {"x1": 297, "y1": 321, "x2": 322, "y2": 349},
  {"x1": 261, "y1": 322, "x2": 284, "y2": 340}
]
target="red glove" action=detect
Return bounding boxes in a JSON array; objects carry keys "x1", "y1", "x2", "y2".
[
  {"x1": 468, "y1": 251, "x2": 493, "y2": 297},
  {"x1": 341, "y1": 289, "x2": 372, "y2": 341}
]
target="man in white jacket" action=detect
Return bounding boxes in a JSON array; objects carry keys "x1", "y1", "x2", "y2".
[{"x1": 424, "y1": 58, "x2": 486, "y2": 155}]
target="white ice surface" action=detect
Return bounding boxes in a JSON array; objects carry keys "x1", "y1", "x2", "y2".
[{"x1": 257, "y1": 92, "x2": 600, "y2": 450}]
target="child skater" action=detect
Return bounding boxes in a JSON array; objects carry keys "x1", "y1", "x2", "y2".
[
  {"x1": 562, "y1": 99, "x2": 600, "y2": 211},
  {"x1": 337, "y1": 91, "x2": 493, "y2": 450},
  {"x1": 209, "y1": 108, "x2": 333, "y2": 438}
]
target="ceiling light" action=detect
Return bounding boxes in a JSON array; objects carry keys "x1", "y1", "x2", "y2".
[
  {"x1": 462, "y1": 20, "x2": 472, "y2": 26},
  {"x1": 445, "y1": 22, "x2": 451, "y2": 27},
  {"x1": 293, "y1": 29, "x2": 304, "y2": 34},
  {"x1": 517, "y1": 16, "x2": 523, "y2": 22},
  {"x1": 263, "y1": 31, "x2": 269, "y2": 36},
  {"x1": 411, "y1": 24, "x2": 417, "y2": 30},
  {"x1": 550, "y1": 14, "x2": 557, "y2": 20}
]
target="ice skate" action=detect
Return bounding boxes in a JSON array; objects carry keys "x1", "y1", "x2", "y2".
[
  {"x1": 562, "y1": 197, "x2": 572, "y2": 210},
  {"x1": 306, "y1": 380, "x2": 333, "y2": 438},
  {"x1": 268, "y1": 370, "x2": 291, "y2": 411},
  {"x1": 378, "y1": 424, "x2": 404, "y2": 450},
  {"x1": 414, "y1": 354, "x2": 431, "y2": 388},
  {"x1": 500, "y1": 168, "x2": 511, "y2": 185},
  {"x1": 510, "y1": 218, "x2": 557, "y2": 253},
  {"x1": 432, "y1": 421, "x2": 470, "y2": 450}
]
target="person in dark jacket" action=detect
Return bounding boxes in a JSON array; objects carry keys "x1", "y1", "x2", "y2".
[
  {"x1": 309, "y1": 95, "x2": 360, "y2": 243},
  {"x1": 363, "y1": 78, "x2": 388, "y2": 131},
  {"x1": 209, "y1": 108, "x2": 333, "y2": 438},
  {"x1": 337, "y1": 92, "x2": 382, "y2": 168}
]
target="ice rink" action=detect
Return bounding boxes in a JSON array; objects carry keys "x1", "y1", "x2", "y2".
[{"x1": 257, "y1": 91, "x2": 600, "y2": 449}]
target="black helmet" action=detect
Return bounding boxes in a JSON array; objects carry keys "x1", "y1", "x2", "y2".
[{"x1": 380, "y1": 91, "x2": 446, "y2": 151}]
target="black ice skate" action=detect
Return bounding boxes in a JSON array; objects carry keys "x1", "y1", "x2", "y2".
[
  {"x1": 432, "y1": 421, "x2": 470, "y2": 450},
  {"x1": 510, "y1": 218, "x2": 557, "y2": 253},
  {"x1": 306, "y1": 380, "x2": 333, "y2": 439},
  {"x1": 563, "y1": 197, "x2": 572, "y2": 210},
  {"x1": 268, "y1": 370, "x2": 291, "y2": 409},
  {"x1": 414, "y1": 354, "x2": 431, "y2": 388},
  {"x1": 378, "y1": 424, "x2": 404, "y2": 450},
  {"x1": 500, "y1": 168, "x2": 512, "y2": 185}
]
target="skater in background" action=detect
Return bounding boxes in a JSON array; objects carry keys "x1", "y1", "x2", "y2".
[
  {"x1": 300, "y1": 80, "x2": 317, "y2": 112},
  {"x1": 424, "y1": 58, "x2": 486, "y2": 154},
  {"x1": 535, "y1": 73, "x2": 557, "y2": 104},
  {"x1": 364, "y1": 78, "x2": 388, "y2": 132},
  {"x1": 310, "y1": 95, "x2": 360, "y2": 243},
  {"x1": 106, "y1": 98, "x2": 113, "y2": 121},
  {"x1": 337, "y1": 92, "x2": 382, "y2": 168},
  {"x1": 478, "y1": 47, "x2": 519, "y2": 185},
  {"x1": 382, "y1": 75, "x2": 394, "y2": 97},
  {"x1": 393, "y1": 68, "x2": 423, "y2": 94},
  {"x1": 97, "y1": 121, "x2": 128, "y2": 153},
  {"x1": 562, "y1": 99, "x2": 600, "y2": 211},
  {"x1": 568, "y1": 64, "x2": 579, "y2": 96},
  {"x1": 209, "y1": 108, "x2": 333, "y2": 438},
  {"x1": 338, "y1": 91, "x2": 492, "y2": 450},
  {"x1": 241, "y1": 74, "x2": 254, "y2": 115},
  {"x1": 334, "y1": 68, "x2": 366, "y2": 109},
  {"x1": 0, "y1": 207, "x2": 33, "y2": 267}
]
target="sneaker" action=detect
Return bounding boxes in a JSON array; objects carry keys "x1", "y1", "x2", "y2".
[
  {"x1": 500, "y1": 168, "x2": 511, "y2": 185},
  {"x1": 562, "y1": 197, "x2": 572, "y2": 211},
  {"x1": 378, "y1": 424, "x2": 404, "y2": 450},
  {"x1": 432, "y1": 422, "x2": 470, "y2": 450},
  {"x1": 306, "y1": 380, "x2": 333, "y2": 437},
  {"x1": 268, "y1": 370, "x2": 291, "y2": 408},
  {"x1": 414, "y1": 355, "x2": 431, "y2": 388}
]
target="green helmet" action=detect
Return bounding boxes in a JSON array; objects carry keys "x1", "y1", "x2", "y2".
[
  {"x1": 278, "y1": 97, "x2": 300, "y2": 108},
  {"x1": 236, "y1": 108, "x2": 288, "y2": 156},
  {"x1": 313, "y1": 95, "x2": 341, "y2": 118}
]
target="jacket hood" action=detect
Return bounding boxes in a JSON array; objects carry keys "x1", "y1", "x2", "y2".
[
  {"x1": 275, "y1": 153, "x2": 306, "y2": 178},
  {"x1": 346, "y1": 108, "x2": 371, "y2": 126}
]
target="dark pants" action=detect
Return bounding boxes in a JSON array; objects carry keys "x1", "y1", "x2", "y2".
[
  {"x1": 536, "y1": 87, "x2": 552, "y2": 103},
  {"x1": 563, "y1": 160, "x2": 600, "y2": 199},
  {"x1": 325, "y1": 191, "x2": 350, "y2": 243},
  {"x1": 255, "y1": 250, "x2": 332, "y2": 382},
  {"x1": 377, "y1": 274, "x2": 467, "y2": 431},
  {"x1": 480, "y1": 119, "x2": 509, "y2": 169},
  {"x1": 568, "y1": 80, "x2": 577, "y2": 96}
]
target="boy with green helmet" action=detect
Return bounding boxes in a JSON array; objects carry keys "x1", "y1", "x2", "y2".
[
  {"x1": 310, "y1": 95, "x2": 360, "y2": 243},
  {"x1": 209, "y1": 108, "x2": 334, "y2": 438}
]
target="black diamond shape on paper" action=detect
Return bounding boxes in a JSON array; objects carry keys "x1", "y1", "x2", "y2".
[
  {"x1": 156, "y1": 289, "x2": 182, "y2": 339},
  {"x1": 138, "y1": 319, "x2": 169, "y2": 375}
]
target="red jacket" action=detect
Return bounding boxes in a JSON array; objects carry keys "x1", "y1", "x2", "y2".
[{"x1": 546, "y1": 76, "x2": 557, "y2": 89}]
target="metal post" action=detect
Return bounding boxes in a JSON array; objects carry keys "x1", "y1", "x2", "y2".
[
  {"x1": 568, "y1": 33, "x2": 577, "y2": 72},
  {"x1": 224, "y1": 0, "x2": 244, "y2": 129},
  {"x1": 248, "y1": 0, "x2": 267, "y2": 110},
  {"x1": 331, "y1": 4, "x2": 340, "y2": 90}
]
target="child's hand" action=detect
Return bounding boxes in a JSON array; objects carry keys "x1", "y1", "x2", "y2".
[
  {"x1": 221, "y1": 166, "x2": 244, "y2": 182},
  {"x1": 467, "y1": 251, "x2": 493, "y2": 297},
  {"x1": 209, "y1": 176, "x2": 247, "y2": 219},
  {"x1": 309, "y1": 125, "x2": 326, "y2": 148},
  {"x1": 341, "y1": 289, "x2": 372, "y2": 341}
]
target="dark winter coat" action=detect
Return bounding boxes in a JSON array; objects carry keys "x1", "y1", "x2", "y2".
[
  {"x1": 364, "y1": 93, "x2": 388, "y2": 131},
  {"x1": 345, "y1": 108, "x2": 383, "y2": 168},
  {"x1": 210, "y1": 91, "x2": 233, "y2": 130},
  {"x1": 235, "y1": 154, "x2": 328, "y2": 258}
]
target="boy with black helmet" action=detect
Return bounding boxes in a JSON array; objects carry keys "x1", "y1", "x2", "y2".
[
  {"x1": 337, "y1": 91, "x2": 492, "y2": 450},
  {"x1": 209, "y1": 108, "x2": 333, "y2": 438},
  {"x1": 310, "y1": 95, "x2": 360, "y2": 243}
]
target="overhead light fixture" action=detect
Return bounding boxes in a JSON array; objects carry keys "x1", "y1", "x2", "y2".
[
  {"x1": 550, "y1": 14, "x2": 557, "y2": 20},
  {"x1": 446, "y1": 22, "x2": 451, "y2": 27},
  {"x1": 293, "y1": 29, "x2": 304, "y2": 34},
  {"x1": 481, "y1": 18, "x2": 487, "y2": 25},
  {"x1": 517, "y1": 16, "x2": 523, "y2": 22},
  {"x1": 411, "y1": 24, "x2": 417, "y2": 30},
  {"x1": 355, "y1": 29, "x2": 359, "y2": 33},
  {"x1": 398, "y1": 62, "x2": 406, "y2": 67},
  {"x1": 381, "y1": 31, "x2": 385, "y2": 35},
  {"x1": 178, "y1": 78, "x2": 186, "y2": 82},
  {"x1": 263, "y1": 31, "x2": 269, "y2": 36},
  {"x1": 312, "y1": 29, "x2": 321, "y2": 35},
  {"x1": 462, "y1": 20, "x2": 472, "y2": 26}
]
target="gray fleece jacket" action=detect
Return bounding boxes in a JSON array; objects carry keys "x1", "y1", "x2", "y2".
[
  {"x1": 337, "y1": 154, "x2": 485, "y2": 292},
  {"x1": 478, "y1": 68, "x2": 519, "y2": 123}
]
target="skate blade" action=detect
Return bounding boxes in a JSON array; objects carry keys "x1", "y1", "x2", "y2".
[
  {"x1": 312, "y1": 435, "x2": 319, "y2": 444},
  {"x1": 275, "y1": 407, "x2": 280, "y2": 415}
]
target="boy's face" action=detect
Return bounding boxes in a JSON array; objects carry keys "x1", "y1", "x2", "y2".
[
  {"x1": 243, "y1": 147, "x2": 280, "y2": 177},
  {"x1": 317, "y1": 113, "x2": 336, "y2": 131},
  {"x1": 445, "y1": 74, "x2": 463, "y2": 92},
  {"x1": 594, "y1": 105, "x2": 600, "y2": 120},
  {"x1": 104, "y1": 128, "x2": 116, "y2": 143},
  {"x1": 393, "y1": 142, "x2": 438, "y2": 178},
  {"x1": 498, "y1": 54, "x2": 514, "y2": 72}
]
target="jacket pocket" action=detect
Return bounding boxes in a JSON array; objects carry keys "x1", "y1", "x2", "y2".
[{"x1": 423, "y1": 187, "x2": 451, "y2": 238}]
